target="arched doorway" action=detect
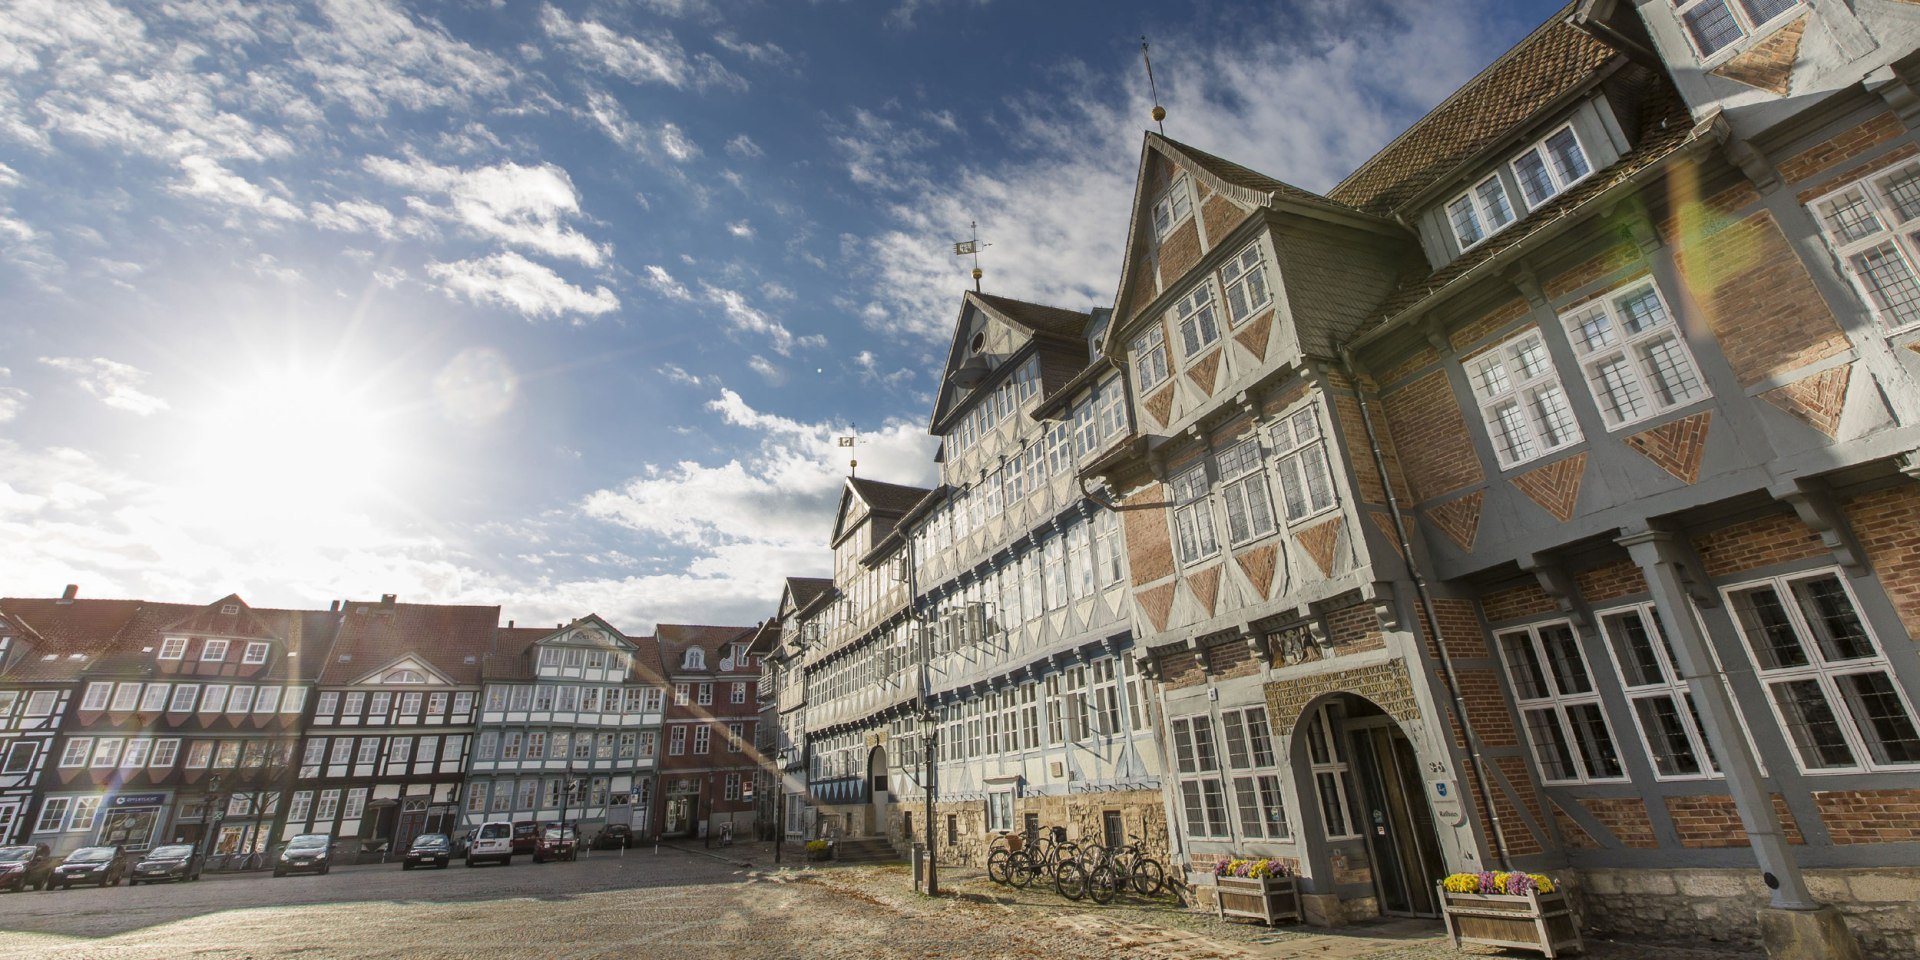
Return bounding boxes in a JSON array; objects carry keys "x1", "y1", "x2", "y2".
[
  {"x1": 1294, "y1": 694, "x2": 1448, "y2": 918},
  {"x1": 866, "y1": 745, "x2": 889, "y2": 838}
]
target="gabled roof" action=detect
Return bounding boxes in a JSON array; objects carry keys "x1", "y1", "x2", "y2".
[
  {"x1": 158, "y1": 593, "x2": 283, "y2": 642},
  {"x1": 968, "y1": 292, "x2": 1091, "y2": 341},
  {"x1": 86, "y1": 602, "x2": 338, "y2": 681},
  {"x1": 479, "y1": 616, "x2": 662, "y2": 684},
  {"x1": 0, "y1": 597, "x2": 146, "y2": 682},
  {"x1": 784, "y1": 577, "x2": 834, "y2": 614},
  {"x1": 745, "y1": 618, "x2": 781, "y2": 656},
  {"x1": 832, "y1": 476, "x2": 932, "y2": 547},
  {"x1": 927, "y1": 291, "x2": 1099, "y2": 435},
  {"x1": 1328, "y1": 6, "x2": 1618, "y2": 217},
  {"x1": 654, "y1": 623, "x2": 757, "y2": 677},
  {"x1": 1151, "y1": 133, "x2": 1367, "y2": 219},
  {"x1": 321, "y1": 599, "x2": 499, "y2": 686}
]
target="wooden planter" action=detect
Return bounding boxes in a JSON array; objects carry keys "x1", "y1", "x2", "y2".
[
  {"x1": 1214, "y1": 874, "x2": 1301, "y2": 925},
  {"x1": 1439, "y1": 886, "x2": 1583, "y2": 958}
]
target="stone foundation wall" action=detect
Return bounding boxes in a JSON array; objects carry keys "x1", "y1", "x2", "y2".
[
  {"x1": 885, "y1": 789, "x2": 1169, "y2": 871},
  {"x1": 1578, "y1": 866, "x2": 1920, "y2": 959}
]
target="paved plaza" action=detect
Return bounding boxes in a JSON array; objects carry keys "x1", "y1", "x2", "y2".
[{"x1": 0, "y1": 842, "x2": 1767, "y2": 960}]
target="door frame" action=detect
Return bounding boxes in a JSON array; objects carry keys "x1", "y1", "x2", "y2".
[{"x1": 1343, "y1": 715, "x2": 1446, "y2": 918}]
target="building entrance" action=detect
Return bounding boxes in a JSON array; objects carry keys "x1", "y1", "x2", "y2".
[
  {"x1": 866, "y1": 746, "x2": 888, "y2": 838},
  {"x1": 1345, "y1": 714, "x2": 1447, "y2": 917}
]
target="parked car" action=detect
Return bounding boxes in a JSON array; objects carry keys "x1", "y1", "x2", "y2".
[
  {"x1": 448, "y1": 830, "x2": 472, "y2": 857},
  {"x1": 532, "y1": 823, "x2": 577, "y2": 863},
  {"x1": 129, "y1": 844, "x2": 202, "y2": 885},
  {"x1": 273, "y1": 834, "x2": 333, "y2": 878},
  {"x1": 48, "y1": 846, "x2": 128, "y2": 889},
  {"x1": 466, "y1": 820, "x2": 513, "y2": 867},
  {"x1": 403, "y1": 834, "x2": 452, "y2": 870},
  {"x1": 509, "y1": 820, "x2": 539, "y2": 856},
  {"x1": 591, "y1": 825, "x2": 633, "y2": 850},
  {"x1": 0, "y1": 844, "x2": 53, "y2": 892}
]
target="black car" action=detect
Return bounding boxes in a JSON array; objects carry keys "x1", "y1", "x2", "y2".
[
  {"x1": 273, "y1": 834, "x2": 333, "y2": 877},
  {"x1": 591, "y1": 825, "x2": 634, "y2": 850},
  {"x1": 129, "y1": 844, "x2": 202, "y2": 884},
  {"x1": 402, "y1": 834, "x2": 451, "y2": 870},
  {"x1": 0, "y1": 844, "x2": 52, "y2": 892},
  {"x1": 49, "y1": 846, "x2": 128, "y2": 889}
]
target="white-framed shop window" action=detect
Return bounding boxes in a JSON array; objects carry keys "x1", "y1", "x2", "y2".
[
  {"x1": 1809, "y1": 159, "x2": 1920, "y2": 335},
  {"x1": 1510, "y1": 124, "x2": 1592, "y2": 210},
  {"x1": 1269, "y1": 402, "x2": 1337, "y2": 523},
  {"x1": 1561, "y1": 279, "x2": 1708, "y2": 429},
  {"x1": 1221, "y1": 242, "x2": 1272, "y2": 324},
  {"x1": 1221, "y1": 706, "x2": 1290, "y2": 840},
  {"x1": 1672, "y1": 0, "x2": 1803, "y2": 60},
  {"x1": 1597, "y1": 603, "x2": 1721, "y2": 780},
  {"x1": 1447, "y1": 172, "x2": 1516, "y2": 251},
  {"x1": 1170, "y1": 463, "x2": 1220, "y2": 565},
  {"x1": 1172, "y1": 283, "x2": 1222, "y2": 360},
  {"x1": 1216, "y1": 438, "x2": 1276, "y2": 546},
  {"x1": 1466, "y1": 328, "x2": 1583, "y2": 469},
  {"x1": 1725, "y1": 569, "x2": 1920, "y2": 773},
  {"x1": 1170, "y1": 716, "x2": 1231, "y2": 839},
  {"x1": 1303, "y1": 706, "x2": 1362, "y2": 840},
  {"x1": 1497, "y1": 620, "x2": 1627, "y2": 784}
]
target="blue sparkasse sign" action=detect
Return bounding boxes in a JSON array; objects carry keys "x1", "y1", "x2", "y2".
[{"x1": 110, "y1": 793, "x2": 168, "y2": 808}]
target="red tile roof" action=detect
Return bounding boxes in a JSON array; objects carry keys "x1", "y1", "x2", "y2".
[
  {"x1": 320, "y1": 600, "x2": 500, "y2": 686},
  {"x1": 0, "y1": 597, "x2": 146, "y2": 682},
  {"x1": 654, "y1": 623, "x2": 757, "y2": 677}
]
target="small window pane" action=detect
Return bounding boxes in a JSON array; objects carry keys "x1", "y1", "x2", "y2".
[{"x1": 1771, "y1": 678, "x2": 1858, "y2": 769}]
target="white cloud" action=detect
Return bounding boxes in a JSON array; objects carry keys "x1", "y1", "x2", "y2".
[
  {"x1": 724, "y1": 133, "x2": 763, "y2": 159},
  {"x1": 747, "y1": 355, "x2": 784, "y2": 385},
  {"x1": 854, "y1": 350, "x2": 915, "y2": 388},
  {"x1": 427, "y1": 252, "x2": 619, "y2": 321},
  {"x1": 298, "y1": 0, "x2": 518, "y2": 118},
  {"x1": 364, "y1": 154, "x2": 606, "y2": 266},
  {"x1": 38, "y1": 356, "x2": 170, "y2": 416},
  {"x1": 0, "y1": 368, "x2": 25, "y2": 423},
  {"x1": 726, "y1": 219, "x2": 754, "y2": 239},
  {"x1": 641, "y1": 264, "x2": 694, "y2": 301},
  {"x1": 658, "y1": 364, "x2": 704, "y2": 387},
  {"x1": 309, "y1": 197, "x2": 415, "y2": 239},
  {"x1": 659, "y1": 123, "x2": 701, "y2": 162},
  {"x1": 760, "y1": 281, "x2": 794, "y2": 301},
  {"x1": 539, "y1": 5, "x2": 744, "y2": 93},
  {"x1": 170, "y1": 156, "x2": 304, "y2": 221},
  {"x1": 700, "y1": 283, "x2": 823, "y2": 356},
  {"x1": 714, "y1": 34, "x2": 791, "y2": 66},
  {"x1": 830, "y1": 108, "x2": 942, "y2": 192}
]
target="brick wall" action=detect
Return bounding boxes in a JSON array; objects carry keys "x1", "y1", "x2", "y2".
[
  {"x1": 1201, "y1": 193, "x2": 1247, "y2": 254},
  {"x1": 1813, "y1": 789, "x2": 1920, "y2": 843},
  {"x1": 1204, "y1": 639, "x2": 1260, "y2": 680},
  {"x1": 1664, "y1": 793, "x2": 1804, "y2": 848},
  {"x1": 1158, "y1": 219, "x2": 1203, "y2": 286},
  {"x1": 1574, "y1": 559, "x2": 1648, "y2": 604},
  {"x1": 1333, "y1": 392, "x2": 1410, "y2": 506},
  {"x1": 1326, "y1": 602, "x2": 1385, "y2": 654},
  {"x1": 1551, "y1": 799, "x2": 1601, "y2": 849},
  {"x1": 1422, "y1": 596, "x2": 1487, "y2": 659},
  {"x1": 1122, "y1": 482, "x2": 1175, "y2": 586},
  {"x1": 1691, "y1": 511, "x2": 1826, "y2": 578},
  {"x1": 1671, "y1": 210, "x2": 1849, "y2": 387},
  {"x1": 1543, "y1": 243, "x2": 1641, "y2": 299},
  {"x1": 1581, "y1": 797, "x2": 1659, "y2": 848},
  {"x1": 1455, "y1": 668, "x2": 1518, "y2": 747},
  {"x1": 1844, "y1": 483, "x2": 1920, "y2": 638},
  {"x1": 1449, "y1": 298, "x2": 1530, "y2": 353},
  {"x1": 1480, "y1": 581, "x2": 1557, "y2": 624},
  {"x1": 1493, "y1": 755, "x2": 1548, "y2": 856},
  {"x1": 1796, "y1": 142, "x2": 1920, "y2": 205},
  {"x1": 1378, "y1": 370, "x2": 1482, "y2": 503},
  {"x1": 1159, "y1": 648, "x2": 1204, "y2": 690},
  {"x1": 1777, "y1": 111, "x2": 1906, "y2": 184}
]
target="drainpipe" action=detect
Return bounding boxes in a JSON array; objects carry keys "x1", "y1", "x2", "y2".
[{"x1": 1341, "y1": 353, "x2": 1511, "y2": 872}]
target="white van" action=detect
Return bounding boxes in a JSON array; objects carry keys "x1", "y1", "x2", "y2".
[{"x1": 467, "y1": 821, "x2": 513, "y2": 867}]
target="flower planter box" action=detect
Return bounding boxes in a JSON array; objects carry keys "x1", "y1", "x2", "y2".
[
  {"x1": 1439, "y1": 886, "x2": 1582, "y2": 958},
  {"x1": 1214, "y1": 874, "x2": 1300, "y2": 926}
]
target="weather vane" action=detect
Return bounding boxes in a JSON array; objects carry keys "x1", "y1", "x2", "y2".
[
  {"x1": 952, "y1": 221, "x2": 990, "y2": 293},
  {"x1": 837, "y1": 427, "x2": 861, "y2": 476},
  {"x1": 1141, "y1": 37, "x2": 1166, "y2": 134}
]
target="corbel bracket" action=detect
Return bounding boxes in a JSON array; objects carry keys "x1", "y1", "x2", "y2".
[
  {"x1": 1519, "y1": 553, "x2": 1588, "y2": 629},
  {"x1": 1502, "y1": 265, "x2": 1548, "y2": 309},
  {"x1": 1132, "y1": 649, "x2": 1162, "y2": 682},
  {"x1": 1772, "y1": 478, "x2": 1866, "y2": 573},
  {"x1": 1897, "y1": 447, "x2": 1920, "y2": 482},
  {"x1": 1418, "y1": 313, "x2": 1449, "y2": 353},
  {"x1": 1869, "y1": 64, "x2": 1920, "y2": 129},
  {"x1": 1367, "y1": 581, "x2": 1403, "y2": 632},
  {"x1": 1245, "y1": 623, "x2": 1271, "y2": 660},
  {"x1": 1721, "y1": 136, "x2": 1778, "y2": 193}
]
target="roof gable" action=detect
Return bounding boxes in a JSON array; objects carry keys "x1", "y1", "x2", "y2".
[
  {"x1": 159, "y1": 593, "x2": 282, "y2": 641},
  {"x1": 927, "y1": 291, "x2": 1095, "y2": 434},
  {"x1": 537, "y1": 614, "x2": 635, "y2": 651},
  {"x1": 831, "y1": 476, "x2": 930, "y2": 546},
  {"x1": 351, "y1": 654, "x2": 458, "y2": 687}
]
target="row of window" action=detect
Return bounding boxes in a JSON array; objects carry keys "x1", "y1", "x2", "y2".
[
  {"x1": 298, "y1": 733, "x2": 468, "y2": 773},
  {"x1": 1133, "y1": 238, "x2": 1272, "y2": 394},
  {"x1": 155, "y1": 636, "x2": 274, "y2": 663},
  {"x1": 1500, "y1": 568, "x2": 1920, "y2": 786},
  {"x1": 671, "y1": 681, "x2": 750, "y2": 706},
  {"x1": 535, "y1": 645, "x2": 631, "y2": 672},
  {"x1": 315, "y1": 689, "x2": 474, "y2": 721},
  {"x1": 463, "y1": 775, "x2": 644, "y2": 814},
  {"x1": 1170, "y1": 705, "x2": 1303, "y2": 843},
  {"x1": 58, "y1": 736, "x2": 292, "y2": 771},
  {"x1": 286, "y1": 787, "x2": 367, "y2": 823},
  {"x1": 79, "y1": 681, "x2": 309, "y2": 717},
  {"x1": 1446, "y1": 123, "x2": 1592, "y2": 252},
  {"x1": 947, "y1": 356, "x2": 1043, "y2": 457},
  {"x1": 934, "y1": 656, "x2": 1152, "y2": 767},
  {"x1": 0, "y1": 689, "x2": 59, "y2": 718},
  {"x1": 1168, "y1": 401, "x2": 1338, "y2": 566},
  {"x1": 483, "y1": 684, "x2": 664, "y2": 714},
  {"x1": 474, "y1": 728, "x2": 665, "y2": 762}
]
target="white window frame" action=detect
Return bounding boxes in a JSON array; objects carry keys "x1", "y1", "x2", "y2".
[
  {"x1": 242, "y1": 642, "x2": 270, "y2": 665},
  {"x1": 1466, "y1": 328, "x2": 1584, "y2": 469},
  {"x1": 1169, "y1": 464, "x2": 1219, "y2": 565},
  {"x1": 287, "y1": 791, "x2": 313, "y2": 823},
  {"x1": 81, "y1": 683, "x2": 111, "y2": 712},
  {"x1": 1561, "y1": 278, "x2": 1708, "y2": 430},
  {"x1": 1446, "y1": 172, "x2": 1517, "y2": 251},
  {"x1": 1509, "y1": 123, "x2": 1593, "y2": 211},
  {"x1": 1304, "y1": 706, "x2": 1362, "y2": 840},
  {"x1": 60, "y1": 738, "x2": 93, "y2": 768},
  {"x1": 1671, "y1": 0, "x2": 1806, "y2": 61},
  {"x1": 110, "y1": 683, "x2": 141, "y2": 712},
  {"x1": 35, "y1": 797, "x2": 71, "y2": 833},
  {"x1": 1597, "y1": 603, "x2": 1721, "y2": 781},
  {"x1": 1268, "y1": 402, "x2": 1338, "y2": 523},
  {"x1": 693, "y1": 725, "x2": 711, "y2": 755},
  {"x1": 1171, "y1": 282, "x2": 1222, "y2": 360},
  {"x1": 1220, "y1": 706, "x2": 1290, "y2": 841},
  {"x1": 1724, "y1": 569, "x2": 1920, "y2": 774},
  {"x1": 1496, "y1": 620, "x2": 1628, "y2": 785},
  {"x1": 150, "y1": 739, "x2": 179, "y2": 768},
  {"x1": 1808, "y1": 158, "x2": 1920, "y2": 336},
  {"x1": 139, "y1": 684, "x2": 169, "y2": 713},
  {"x1": 200, "y1": 639, "x2": 229, "y2": 662},
  {"x1": 1220, "y1": 242, "x2": 1272, "y2": 326},
  {"x1": 1169, "y1": 716, "x2": 1231, "y2": 840},
  {"x1": 157, "y1": 636, "x2": 187, "y2": 660},
  {"x1": 1151, "y1": 172, "x2": 1194, "y2": 241},
  {"x1": 1132, "y1": 323, "x2": 1171, "y2": 392},
  {"x1": 1215, "y1": 438, "x2": 1276, "y2": 546}
]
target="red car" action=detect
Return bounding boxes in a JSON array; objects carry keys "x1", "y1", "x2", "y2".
[
  {"x1": 532, "y1": 824, "x2": 577, "y2": 863},
  {"x1": 509, "y1": 820, "x2": 539, "y2": 856}
]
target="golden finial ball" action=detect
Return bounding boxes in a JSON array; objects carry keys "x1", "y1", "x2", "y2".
[
  {"x1": 971, "y1": 267, "x2": 983, "y2": 280},
  {"x1": 1152, "y1": 105, "x2": 1166, "y2": 123}
]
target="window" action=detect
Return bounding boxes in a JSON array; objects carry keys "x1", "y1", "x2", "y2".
[
  {"x1": 35, "y1": 798, "x2": 70, "y2": 833},
  {"x1": 644, "y1": 688, "x2": 663, "y2": 712},
  {"x1": 343, "y1": 691, "x2": 365, "y2": 716},
  {"x1": 727, "y1": 722, "x2": 744, "y2": 753},
  {"x1": 1672, "y1": 0, "x2": 1803, "y2": 58},
  {"x1": 60, "y1": 738, "x2": 92, "y2": 768},
  {"x1": 1447, "y1": 173, "x2": 1516, "y2": 250},
  {"x1": 673, "y1": 683, "x2": 689, "y2": 706},
  {"x1": 1599, "y1": 604, "x2": 1719, "y2": 779},
  {"x1": 242, "y1": 642, "x2": 269, "y2": 664},
  {"x1": 1562, "y1": 280, "x2": 1707, "y2": 429},
  {"x1": 1467, "y1": 328, "x2": 1583, "y2": 469},
  {"x1": 669, "y1": 727, "x2": 686, "y2": 755},
  {"x1": 1172, "y1": 283, "x2": 1221, "y2": 359},
  {"x1": 304, "y1": 738, "x2": 326, "y2": 766},
  {"x1": 1220, "y1": 242, "x2": 1272, "y2": 324},
  {"x1": 25, "y1": 691, "x2": 55, "y2": 715},
  {"x1": 121, "y1": 739, "x2": 152, "y2": 767},
  {"x1": 138, "y1": 684, "x2": 168, "y2": 713},
  {"x1": 390, "y1": 736, "x2": 414, "y2": 766},
  {"x1": 356, "y1": 737, "x2": 380, "y2": 764},
  {"x1": 69, "y1": 796, "x2": 100, "y2": 832},
  {"x1": 485, "y1": 687, "x2": 507, "y2": 711},
  {"x1": 283, "y1": 687, "x2": 306, "y2": 714},
  {"x1": 564, "y1": 648, "x2": 585, "y2": 669},
  {"x1": 1727, "y1": 570, "x2": 1920, "y2": 772},
  {"x1": 1170, "y1": 717, "x2": 1230, "y2": 838},
  {"x1": 2, "y1": 742, "x2": 33, "y2": 775},
  {"x1": 508, "y1": 686, "x2": 533, "y2": 711},
  {"x1": 1215, "y1": 439, "x2": 1276, "y2": 545},
  {"x1": 453, "y1": 692, "x2": 474, "y2": 716},
  {"x1": 1132, "y1": 324, "x2": 1170, "y2": 392},
  {"x1": 1304, "y1": 707, "x2": 1362, "y2": 839},
  {"x1": 315, "y1": 789, "x2": 341, "y2": 821},
  {"x1": 596, "y1": 733, "x2": 615, "y2": 759},
  {"x1": 158, "y1": 636, "x2": 187, "y2": 660},
  {"x1": 255, "y1": 687, "x2": 281, "y2": 714},
  {"x1": 1151, "y1": 172, "x2": 1193, "y2": 240},
  {"x1": 1170, "y1": 465, "x2": 1219, "y2": 564},
  {"x1": 501, "y1": 732, "x2": 522, "y2": 761},
  {"x1": 524, "y1": 732, "x2": 545, "y2": 760},
  {"x1": 228, "y1": 686, "x2": 254, "y2": 715},
  {"x1": 288, "y1": 791, "x2": 313, "y2": 822},
  {"x1": 91, "y1": 738, "x2": 122, "y2": 767},
  {"x1": 987, "y1": 791, "x2": 1014, "y2": 832},
  {"x1": 81, "y1": 683, "x2": 111, "y2": 711},
  {"x1": 697, "y1": 683, "x2": 713, "y2": 706},
  {"x1": 1220, "y1": 707, "x2": 1289, "y2": 840},
  {"x1": 539, "y1": 647, "x2": 561, "y2": 668},
  {"x1": 556, "y1": 686, "x2": 577, "y2": 712},
  {"x1": 150, "y1": 739, "x2": 179, "y2": 768},
  {"x1": 368, "y1": 692, "x2": 391, "y2": 717},
  {"x1": 1266, "y1": 404, "x2": 1337, "y2": 522},
  {"x1": 1810, "y1": 160, "x2": 1920, "y2": 334},
  {"x1": 330, "y1": 737, "x2": 355, "y2": 764},
  {"x1": 201, "y1": 684, "x2": 228, "y2": 714},
  {"x1": 187, "y1": 741, "x2": 214, "y2": 768},
  {"x1": 1498, "y1": 620, "x2": 1626, "y2": 783},
  {"x1": 200, "y1": 639, "x2": 229, "y2": 662},
  {"x1": 693, "y1": 726, "x2": 711, "y2": 754},
  {"x1": 683, "y1": 647, "x2": 705, "y2": 670},
  {"x1": 315, "y1": 691, "x2": 339, "y2": 718},
  {"x1": 1095, "y1": 509, "x2": 1125, "y2": 586},
  {"x1": 108, "y1": 683, "x2": 140, "y2": 712}
]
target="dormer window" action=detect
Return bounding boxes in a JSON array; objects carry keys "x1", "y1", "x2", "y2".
[
  {"x1": 539, "y1": 647, "x2": 561, "y2": 668},
  {"x1": 220, "y1": 604, "x2": 239, "y2": 615},
  {"x1": 1673, "y1": 0, "x2": 1801, "y2": 59},
  {"x1": 200, "y1": 639, "x2": 229, "y2": 662},
  {"x1": 1151, "y1": 173, "x2": 1194, "y2": 241},
  {"x1": 1511, "y1": 126, "x2": 1591, "y2": 211},
  {"x1": 1447, "y1": 174, "x2": 1516, "y2": 251},
  {"x1": 242, "y1": 642, "x2": 270, "y2": 665},
  {"x1": 158, "y1": 637, "x2": 187, "y2": 660},
  {"x1": 683, "y1": 647, "x2": 706, "y2": 671}
]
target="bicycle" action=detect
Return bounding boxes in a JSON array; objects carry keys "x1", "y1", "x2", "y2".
[
  {"x1": 1008, "y1": 826, "x2": 1075, "y2": 890},
  {"x1": 1053, "y1": 841, "x2": 1119, "y2": 904},
  {"x1": 1105, "y1": 834, "x2": 1165, "y2": 897},
  {"x1": 985, "y1": 831, "x2": 1028, "y2": 885}
]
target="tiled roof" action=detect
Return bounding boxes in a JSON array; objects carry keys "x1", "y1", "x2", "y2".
[
  {"x1": 159, "y1": 593, "x2": 284, "y2": 641},
  {"x1": 785, "y1": 577, "x2": 834, "y2": 612},
  {"x1": 655, "y1": 623, "x2": 757, "y2": 677},
  {"x1": 0, "y1": 597, "x2": 146, "y2": 682},
  {"x1": 848, "y1": 477, "x2": 932, "y2": 515},
  {"x1": 968, "y1": 292, "x2": 1091, "y2": 342},
  {"x1": 1364, "y1": 78, "x2": 1697, "y2": 327},
  {"x1": 320, "y1": 600, "x2": 499, "y2": 686},
  {"x1": 1328, "y1": 8, "x2": 1617, "y2": 217},
  {"x1": 1151, "y1": 133, "x2": 1364, "y2": 218},
  {"x1": 85, "y1": 602, "x2": 338, "y2": 682},
  {"x1": 481, "y1": 626, "x2": 551, "y2": 681}
]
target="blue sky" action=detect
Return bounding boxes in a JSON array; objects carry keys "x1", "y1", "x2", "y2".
[{"x1": 0, "y1": 0, "x2": 1564, "y2": 630}]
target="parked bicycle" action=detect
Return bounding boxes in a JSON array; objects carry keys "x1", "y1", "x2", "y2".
[
  {"x1": 1009, "y1": 826, "x2": 1077, "y2": 890},
  {"x1": 1105, "y1": 834, "x2": 1165, "y2": 897},
  {"x1": 1052, "y1": 841, "x2": 1120, "y2": 904}
]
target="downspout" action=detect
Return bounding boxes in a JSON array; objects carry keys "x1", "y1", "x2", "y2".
[{"x1": 1340, "y1": 352, "x2": 1512, "y2": 871}]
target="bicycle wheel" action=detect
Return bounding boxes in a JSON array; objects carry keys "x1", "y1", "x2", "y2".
[
  {"x1": 1130, "y1": 857, "x2": 1165, "y2": 896},
  {"x1": 986, "y1": 849, "x2": 1011, "y2": 885},
  {"x1": 1008, "y1": 853, "x2": 1036, "y2": 889},
  {"x1": 1087, "y1": 864, "x2": 1119, "y2": 905},
  {"x1": 1053, "y1": 860, "x2": 1087, "y2": 901}
]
